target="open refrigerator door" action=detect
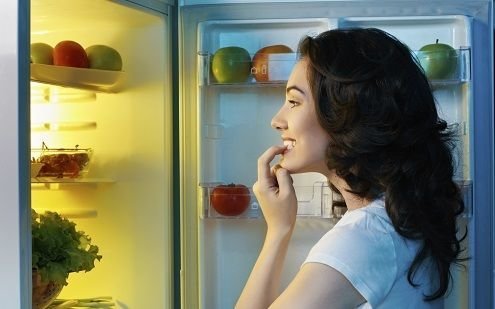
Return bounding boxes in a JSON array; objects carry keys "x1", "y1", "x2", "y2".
[
  {"x1": 29, "y1": 0, "x2": 175, "y2": 307},
  {"x1": 179, "y1": 1, "x2": 493, "y2": 309},
  {"x1": 0, "y1": 0, "x2": 31, "y2": 307}
]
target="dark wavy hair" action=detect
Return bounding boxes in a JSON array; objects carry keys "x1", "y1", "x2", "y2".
[{"x1": 298, "y1": 28, "x2": 465, "y2": 300}]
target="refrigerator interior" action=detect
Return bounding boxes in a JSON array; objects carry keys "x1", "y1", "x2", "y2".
[
  {"x1": 181, "y1": 4, "x2": 474, "y2": 308},
  {"x1": 30, "y1": 0, "x2": 173, "y2": 307}
]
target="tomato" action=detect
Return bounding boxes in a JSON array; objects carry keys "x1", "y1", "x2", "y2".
[
  {"x1": 210, "y1": 183, "x2": 251, "y2": 216},
  {"x1": 252, "y1": 44, "x2": 293, "y2": 82},
  {"x1": 53, "y1": 40, "x2": 89, "y2": 68}
]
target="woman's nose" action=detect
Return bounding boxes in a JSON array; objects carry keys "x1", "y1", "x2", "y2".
[{"x1": 271, "y1": 111, "x2": 287, "y2": 131}]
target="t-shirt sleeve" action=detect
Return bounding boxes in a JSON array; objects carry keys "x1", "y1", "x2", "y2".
[{"x1": 303, "y1": 220, "x2": 398, "y2": 307}]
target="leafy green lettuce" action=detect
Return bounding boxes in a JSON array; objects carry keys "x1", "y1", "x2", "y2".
[{"x1": 32, "y1": 210, "x2": 102, "y2": 286}]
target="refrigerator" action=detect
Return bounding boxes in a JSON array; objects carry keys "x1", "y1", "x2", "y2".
[{"x1": 0, "y1": 0, "x2": 493, "y2": 308}]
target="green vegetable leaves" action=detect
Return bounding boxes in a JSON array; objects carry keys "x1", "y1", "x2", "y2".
[{"x1": 32, "y1": 210, "x2": 102, "y2": 286}]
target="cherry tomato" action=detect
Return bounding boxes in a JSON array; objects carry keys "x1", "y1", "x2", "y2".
[{"x1": 210, "y1": 183, "x2": 251, "y2": 216}]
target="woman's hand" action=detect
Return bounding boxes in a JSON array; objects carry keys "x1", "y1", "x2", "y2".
[{"x1": 253, "y1": 145, "x2": 297, "y2": 235}]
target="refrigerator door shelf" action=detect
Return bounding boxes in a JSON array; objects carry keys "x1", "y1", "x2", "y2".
[
  {"x1": 198, "y1": 47, "x2": 471, "y2": 87},
  {"x1": 30, "y1": 64, "x2": 125, "y2": 93},
  {"x1": 199, "y1": 182, "x2": 337, "y2": 219}
]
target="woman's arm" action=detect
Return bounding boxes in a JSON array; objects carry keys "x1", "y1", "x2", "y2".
[
  {"x1": 235, "y1": 226, "x2": 294, "y2": 309},
  {"x1": 236, "y1": 146, "x2": 297, "y2": 309},
  {"x1": 270, "y1": 263, "x2": 366, "y2": 309}
]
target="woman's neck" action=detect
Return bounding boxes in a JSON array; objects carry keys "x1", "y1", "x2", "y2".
[{"x1": 327, "y1": 171, "x2": 371, "y2": 211}]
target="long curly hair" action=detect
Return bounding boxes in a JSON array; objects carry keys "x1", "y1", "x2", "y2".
[{"x1": 298, "y1": 28, "x2": 465, "y2": 300}]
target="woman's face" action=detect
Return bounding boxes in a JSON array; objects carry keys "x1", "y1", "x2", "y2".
[{"x1": 271, "y1": 59, "x2": 332, "y2": 174}]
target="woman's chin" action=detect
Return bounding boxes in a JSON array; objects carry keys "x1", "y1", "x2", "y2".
[{"x1": 278, "y1": 162, "x2": 299, "y2": 174}]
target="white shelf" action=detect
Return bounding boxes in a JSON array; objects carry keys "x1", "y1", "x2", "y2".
[
  {"x1": 30, "y1": 63, "x2": 125, "y2": 93},
  {"x1": 31, "y1": 121, "x2": 97, "y2": 131},
  {"x1": 31, "y1": 177, "x2": 115, "y2": 189},
  {"x1": 32, "y1": 207, "x2": 98, "y2": 219}
]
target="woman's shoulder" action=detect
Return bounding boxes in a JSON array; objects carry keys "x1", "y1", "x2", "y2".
[
  {"x1": 330, "y1": 197, "x2": 422, "y2": 272},
  {"x1": 336, "y1": 198, "x2": 393, "y2": 233},
  {"x1": 305, "y1": 199, "x2": 399, "y2": 306},
  {"x1": 304, "y1": 198, "x2": 427, "y2": 307}
]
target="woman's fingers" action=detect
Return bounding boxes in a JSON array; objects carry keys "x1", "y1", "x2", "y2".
[
  {"x1": 257, "y1": 145, "x2": 286, "y2": 183},
  {"x1": 274, "y1": 165, "x2": 294, "y2": 196}
]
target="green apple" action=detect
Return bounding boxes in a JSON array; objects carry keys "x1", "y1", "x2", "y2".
[
  {"x1": 30, "y1": 43, "x2": 54, "y2": 65},
  {"x1": 85, "y1": 45, "x2": 123, "y2": 71},
  {"x1": 418, "y1": 40, "x2": 457, "y2": 80},
  {"x1": 211, "y1": 46, "x2": 251, "y2": 83}
]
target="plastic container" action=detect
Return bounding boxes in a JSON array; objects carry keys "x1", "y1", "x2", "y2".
[
  {"x1": 30, "y1": 162, "x2": 45, "y2": 177},
  {"x1": 31, "y1": 146, "x2": 93, "y2": 178}
]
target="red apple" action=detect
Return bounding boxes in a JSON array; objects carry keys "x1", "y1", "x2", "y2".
[
  {"x1": 85, "y1": 45, "x2": 123, "y2": 71},
  {"x1": 53, "y1": 40, "x2": 89, "y2": 68},
  {"x1": 30, "y1": 43, "x2": 53, "y2": 65},
  {"x1": 252, "y1": 44, "x2": 294, "y2": 82}
]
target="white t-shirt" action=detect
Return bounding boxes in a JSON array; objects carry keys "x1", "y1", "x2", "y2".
[{"x1": 303, "y1": 198, "x2": 442, "y2": 308}]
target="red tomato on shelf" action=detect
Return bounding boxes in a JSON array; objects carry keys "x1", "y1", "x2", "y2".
[
  {"x1": 210, "y1": 183, "x2": 251, "y2": 216},
  {"x1": 53, "y1": 40, "x2": 89, "y2": 68}
]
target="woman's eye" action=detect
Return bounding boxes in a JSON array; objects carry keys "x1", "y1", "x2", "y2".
[{"x1": 288, "y1": 100, "x2": 299, "y2": 108}]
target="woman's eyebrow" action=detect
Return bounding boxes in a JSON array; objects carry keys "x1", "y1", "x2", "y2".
[{"x1": 286, "y1": 85, "x2": 306, "y2": 96}]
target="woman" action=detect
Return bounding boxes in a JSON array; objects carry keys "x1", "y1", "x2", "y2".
[{"x1": 236, "y1": 28, "x2": 465, "y2": 308}]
